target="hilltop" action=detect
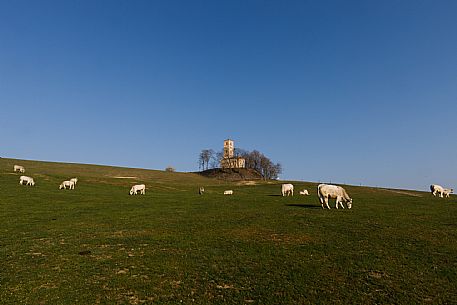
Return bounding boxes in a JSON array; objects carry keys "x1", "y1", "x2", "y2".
[{"x1": 196, "y1": 167, "x2": 263, "y2": 181}]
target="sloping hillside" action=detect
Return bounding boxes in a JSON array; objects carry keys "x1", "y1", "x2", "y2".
[
  {"x1": 0, "y1": 157, "x2": 222, "y2": 190},
  {"x1": 0, "y1": 157, "x2": 456, "y2": 304}
]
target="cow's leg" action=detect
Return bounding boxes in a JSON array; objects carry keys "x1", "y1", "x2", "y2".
[
  {"x1": 324, "y1": 196, "x2": 331, "y2": 209},
  {"x1": 338, "y1": 197, "x2": 345, "y2": 209}
]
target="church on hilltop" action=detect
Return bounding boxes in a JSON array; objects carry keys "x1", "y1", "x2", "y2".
[{"x1": 220, "y1": 139, "x2": 246, "y2": 169}]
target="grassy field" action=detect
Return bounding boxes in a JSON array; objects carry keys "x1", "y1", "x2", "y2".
[{"x1": 0, "y1": 158, "x2": 456, "y2": 304}]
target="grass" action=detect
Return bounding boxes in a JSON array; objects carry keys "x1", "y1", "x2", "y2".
[{"x1": 0, "y1": 158, "x2": 456, "y2": 304}]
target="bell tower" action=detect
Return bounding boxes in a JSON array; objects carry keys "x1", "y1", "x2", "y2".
[
  {"x1": 223, "y1": 139, "x2": 234, "y2": 159},
  {"x1": 220, "y1": 139, "x2": 245, "y2": 169}
]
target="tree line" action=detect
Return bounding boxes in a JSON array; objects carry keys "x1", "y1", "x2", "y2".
[{"x1": 198, "y1": 148, "x2": 282, "y2": 180}]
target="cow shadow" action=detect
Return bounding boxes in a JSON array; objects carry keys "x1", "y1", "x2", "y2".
[
  {"x1": 267, "y1": 194, "x2": 283, "y2": 197},
  {"x1": 286, "y1": 203, "x2": 320, "y2": 209}
]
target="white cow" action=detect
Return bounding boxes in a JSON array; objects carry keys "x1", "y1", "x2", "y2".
[
  {"x1": 430, "y1": 184, "x2": 453, "y2": 198},
  {"x1": 59, "y1": 180, "x2": 75, "y2": 190},
  {"x1": 224, "y1": 190, "x2": 233, "y2": 195},
  {"x1": 199, "y1": 187, "x2": 205, "y2": 195},
  {"x1": 19, "y1": 175, "x2": 35, "y2": 186},
  {"x1": 70, "y1": 178, "x2": 78, "y2": 185},
  {"x1": 444, "y1": 188, "x2": 454, "y2": 198},
  {"x1": 281, "y1": 184, "x2": 294, "y2": 196},
  {"x1": 299, "y1": 189, "x2": 309, "y2": 195},
  {"x1": 130, "y1": 184, "x2": 146, "y2": 195},
  {"x1": 14, "y1": 165, "x2": 25, "y2": 173},
  {"x1": 317, "y1": 184, "x2": 352, "y2": 209}
]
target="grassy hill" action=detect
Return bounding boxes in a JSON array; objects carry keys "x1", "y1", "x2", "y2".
[{"x1": 0, "y1": 158, "x2": 456, "y2": 304}]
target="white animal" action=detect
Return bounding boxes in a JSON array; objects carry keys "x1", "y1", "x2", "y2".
[
  {"x1": 59, "y1": 180, "x2": 75, "y2": 190},
  {"x1": 130, "y1": 184, "x2": 146, "y2": 195},
  {"x1": 444, "y1": 188, "x2": 454, "y2": 198},
  {"x1": 281, "y1": 184, "x2": 294, "y2": 196},
  {"x1": 431, "y1": 184, "x2": 453, "y2": 198},
  {"x1": 224, "y1": 190, "x2": 233, "y2": 195},
  {"x1": 199, "y1": 187, "x2": 205, "y2": 195},
  {"x1": 14, "y1": 165, "x2": 25, "y2": 173},
  {"x1": 317, "y1": 184, "x2": 352, "y2": 209},
  {"x1": 19, "y1": 175, "x2": 35, "y2": 186},
  {"x1": 70, "y1": 178, "x2": 78, "y2": 185},
  {"x1": 299, "y1": 189, "x2": 309, "y2": 195}
]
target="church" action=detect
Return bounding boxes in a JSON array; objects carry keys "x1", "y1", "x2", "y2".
[{"x1": 220, "y1": 139, "x2": 246, "y2": 169}]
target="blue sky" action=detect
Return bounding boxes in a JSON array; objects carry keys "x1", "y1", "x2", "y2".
[{"x1": 1, "y1": 0, "x2": 456, "y2": 191}]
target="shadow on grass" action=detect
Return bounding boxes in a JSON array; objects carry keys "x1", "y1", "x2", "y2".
[
  {"x1": 267, "y1": 194, "x2": 283, "y2": 197},
  {"x1": 286, "y1": 204, "x2": 320, "y2": 209}
]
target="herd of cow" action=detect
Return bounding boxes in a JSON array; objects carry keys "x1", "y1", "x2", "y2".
[
  {"x1": 13, "y1": 165, "x2": 145, "y2": 195},
  {"x1": 280, "y1": 183, "x2": 353, "y2": 209},
  {"x1": 12, "y1": 164, "x2": 454, "y2": 209}
]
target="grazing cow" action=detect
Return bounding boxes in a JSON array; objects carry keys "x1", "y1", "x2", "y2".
[
  {"x1": 223, "y1": 190, "x2": 233, "y2": 195},
  {"x1": 199, "y1": 187, "x2": 205, "y2": 195},
  {"x1": 59, "y1": 180, "x2": 75, "y2": 190},
  {"x1": 14, "y1": 165, "x2": 25, "y2": 173},
  {"x1": 281, "y1": 184, "x2": 294, "y2": 196},
  {"x1": 317, "y1": 184, "x2": 352, "y2": 209},
  {"x1": 444, "y1": 188, "x2": 454, "y2": 198},
  {"x1": 299, "y1": 189, "x2": 309, "y2": 195},
  {"x1": 19, "y1": 175, "x2": 35, "y2": 186},
  {"x1": 130, "y1": 184, "x2": 146, "y2": 195},
  {"x1": 70, "y1": 178, "x2": 78, "y2": 185},
  {"x1": 431, "y1": 184, "x2": 453, "y2": 198}
]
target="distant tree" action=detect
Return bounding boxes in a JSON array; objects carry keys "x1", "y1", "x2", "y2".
[
  {"x1": 165, "y1": 166, "x2": 175, "y2": 172},
  {"x1": 240, "y1": 149, "x2": 282, "y2": 180},
  {"x1": 199, "y1": 149, "x2": 214, "y2": 170},
  {"x1": 234, "y1": 148, "x2": 248, "y2": 158},
  {"x1": 209, "y1": 150, "x2": 223, "y2": 169}
]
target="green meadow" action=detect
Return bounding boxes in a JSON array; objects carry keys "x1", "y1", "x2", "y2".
[{"x1": 0, "y1": 158, "x2": 456, "y2": 304}]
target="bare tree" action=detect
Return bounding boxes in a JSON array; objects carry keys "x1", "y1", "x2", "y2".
[
  {"x1": 210, "y1": 150, "x2": 223, "y2": 169},
  {"x1": 165, "y1": 166, "x2": 175, "y2": 172},
  {"x1": 242, "y1": 149, "x2": 282, "y2": 180},
  {"x1": 199, "y1": 149, "x2": 214, "y2": 170}
]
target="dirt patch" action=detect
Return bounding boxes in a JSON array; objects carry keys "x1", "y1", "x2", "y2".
[{"x1": 236, "y1": 181, "x2": 258, "y2": 186}]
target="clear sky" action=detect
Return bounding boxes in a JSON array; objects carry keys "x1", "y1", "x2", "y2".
[{"x1": 1, "y1": 1, "x2": 456, "y2": 191}]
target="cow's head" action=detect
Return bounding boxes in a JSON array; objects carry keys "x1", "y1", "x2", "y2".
[
  {"x1": 347, "y1": 198, "x2": 353, "y2": 209},
  {"x1": 129, "y1": 189, "x2": 134, "y2": 195}
]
